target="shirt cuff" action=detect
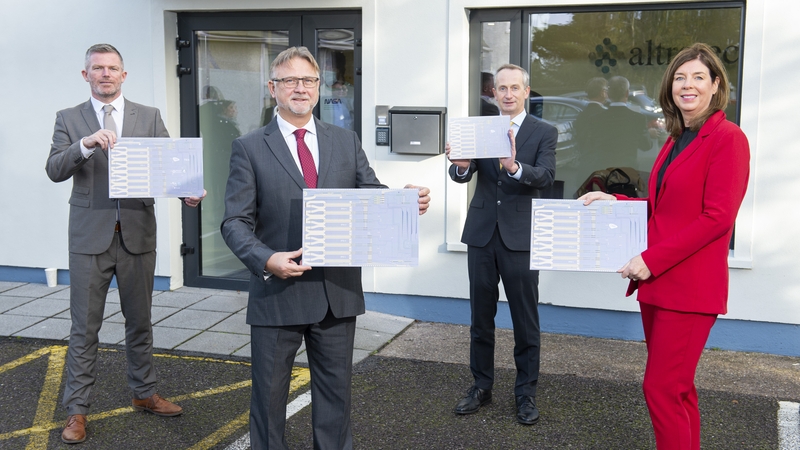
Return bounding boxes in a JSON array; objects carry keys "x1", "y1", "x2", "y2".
[
  {"x1": 507, "y1": 161, "x2": 522, "y2": 180},
  {"x1": 79, "y1": 138, "x2": 95, "y2": 159}
]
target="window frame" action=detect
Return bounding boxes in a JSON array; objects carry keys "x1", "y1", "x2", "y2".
[{"x1": 447, "y1": 2, "x2": 746, "y2": 252}]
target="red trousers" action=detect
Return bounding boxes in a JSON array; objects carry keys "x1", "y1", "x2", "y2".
[{"x1": 640, "y1": 302, "x2": 717, "y2": 450}]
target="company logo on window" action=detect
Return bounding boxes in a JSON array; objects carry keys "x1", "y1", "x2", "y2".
[
  {"x1": 590, "y1": 38, "x2": 625, "y2": 74},
  {"x1": 590, "y1": 39, "x2": 740, "y2": 72}
]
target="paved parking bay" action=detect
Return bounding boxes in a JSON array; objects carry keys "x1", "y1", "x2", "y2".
[
  {"x1": 1, "y1": 282, "x2": 798, "y2": 449},
  {"x1": 2, "y1": 327, "x2": 799, "y2": 449},
  {"x1": 0, "y1": 337, "x2": 257, "y2": 449}
]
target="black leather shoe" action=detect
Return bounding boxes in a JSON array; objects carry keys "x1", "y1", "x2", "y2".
[
  {"x1": 515, "y1": 395, "x2": 539, "y2": 425},
  {"x1": 454, "y1": 386, "x2": 492, "y2": 414}
]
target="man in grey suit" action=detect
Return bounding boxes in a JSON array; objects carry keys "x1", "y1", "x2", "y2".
[
  {"x1": 221, "y1": 46, "x2": 430, "y2": 450},
  {"x1": 45, "y1": 44, "x2": 204, "y2": 444},
  {"x1": 446, "y1": 64, "x2": 556, "y2": 425}
]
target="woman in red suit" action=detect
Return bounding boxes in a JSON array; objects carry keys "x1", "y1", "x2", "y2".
[{"x1": 580, "y1": 43, "x2": 750, "y2": 449}]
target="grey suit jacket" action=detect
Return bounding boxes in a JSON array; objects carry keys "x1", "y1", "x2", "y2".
[
  {"x1": 221, "y1": 117, "x2": 387, "y2": 327},
  {"x1": 46, "y1": 98, "x2": 169, "y2": 255},
  {"x1": 449, "y1": 114, "x2": 557, "y2": 251}
]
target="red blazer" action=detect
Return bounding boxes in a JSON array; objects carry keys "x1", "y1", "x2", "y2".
[{"x1": 620, "y1": 111, "x2": 750, "y2": 315}]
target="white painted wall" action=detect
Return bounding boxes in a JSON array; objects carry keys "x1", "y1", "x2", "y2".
[{"x1": 0, "y1": 0, "x2": 797, "y2": 325}]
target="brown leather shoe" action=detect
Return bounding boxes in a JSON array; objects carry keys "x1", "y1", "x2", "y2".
[
  {"x1": 132, "y1": 393, "x2": 183, "y2": 417},
  {"x1": 61, "y1": 414, "x2": 87, "y2": 444}
]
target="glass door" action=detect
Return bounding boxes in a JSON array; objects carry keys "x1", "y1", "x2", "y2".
[
  {"x1": 197, "y1": 30, "x2": 289, "y2": 280},
  {"x1": 179, "y1": 11, "x2": 362, "y2": 290},
  {"x1": 304, "y1": 13, "x2": 362, "y2": 137}
]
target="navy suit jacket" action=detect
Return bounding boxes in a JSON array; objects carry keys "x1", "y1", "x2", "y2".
[{"x1": 449, "y1": 114, "x2": 557, "y2": 251}]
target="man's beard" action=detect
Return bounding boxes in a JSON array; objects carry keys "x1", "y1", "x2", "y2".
[
  {"x1": 281, "y1": 97, "x2": 318, "y2": 116},
  {"x1": 92, "y1": 84, "x2": 119, "y2": 100}
]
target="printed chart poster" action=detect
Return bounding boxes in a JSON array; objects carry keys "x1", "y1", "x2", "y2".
[
  {"x1": 302, "y1": 189, "x2": 419, "y2": 267},
  {"x1": 447, "y1": 115, "x2": 511, "y2": 159},
  {"x1": 109, "y1": 138, "x2": 204, "y2": 198},
  {"x1": 530, "y1": 199, "x2": 647, "y2": 272}
]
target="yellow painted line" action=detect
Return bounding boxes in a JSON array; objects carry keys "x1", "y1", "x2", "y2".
[
  {"x1": 0, "y1": 343, "x2": 311, "y2": 449},
  {"x1": 88, "y1": 379, "x2": 254, "y2": 423},
  {"x1": 289, "y1": 367, "x2": 311, "y2": 393},
  {"x1": 0, "y1": 345, "x2": 62, "y2": 375},
  {"x1": 100, "y1": 348, "x2": 253, "y2": 367},
  {"x1": 153, "y1": 352, "x2": 251, "y2": 366},
  {"x1": 0, "y1": 379, "x2": 256, "y2": 440},
  {"x1": 26, "y1": 346, "x2": 67, "y2": 449},
  {"x1": 177, "y1": 367, "x2": 311, "y2": 450},
  {"x1": 168, "y1": 380, "x2": 252, "y2": 404},
  {"x1": 0, "y1": 427, "x2": 43, "y2": 440}
]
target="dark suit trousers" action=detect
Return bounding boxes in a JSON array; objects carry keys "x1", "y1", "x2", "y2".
[
  {"x1": 63, "y1": 231, "x2": 157, "y2": 415},
  {"x1": 250, "y1": 309, "x2": 356, "y2": 450},
  {"x1": 467, "y1": 226, "x2": 541, "y2": 398}
]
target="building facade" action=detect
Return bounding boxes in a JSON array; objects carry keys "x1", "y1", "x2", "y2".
[{"x1": 1, "y1": 0, "x2": 797, "y2": 356}]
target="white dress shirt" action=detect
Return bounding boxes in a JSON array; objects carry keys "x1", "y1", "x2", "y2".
[
  {"x1": 79, "y1": 96, "x2": 125, "y2": 158},
  {"x1": 275, "y1": 113, "x2": 320, "y2": 174}
]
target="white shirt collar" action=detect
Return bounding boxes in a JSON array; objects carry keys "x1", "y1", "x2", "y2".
[
  {"x1": 276, "y1": 113, "x2": 317, "y2": 138},
  {"x1": 90, "y1": 95, "x2": 124, "y2": 115},
  {"x1": 507, "y1": 110, "x2": 527, "y2": 128}
]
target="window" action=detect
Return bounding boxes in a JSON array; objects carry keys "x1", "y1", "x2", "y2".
[{"x1": 470, "y1": 3, "x2": 744, "y2": 200}]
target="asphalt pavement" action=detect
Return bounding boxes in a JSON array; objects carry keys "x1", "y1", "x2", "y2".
[{"x1": 1, "y1": 281, "x2": 798, "y2": 449}]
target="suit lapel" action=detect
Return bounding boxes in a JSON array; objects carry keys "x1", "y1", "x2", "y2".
[
  {"x1": 314, "y1": 118, "x2": 333, "y2": 188},
  {"x1": 661, "y1": 113, "x2": 724, "y2": 183},
  {"x1": 515, "y1": 115, "x2": 537, "y2": 151},
  {"x1": 80, "y1": 100, "x2": 101, "y2": 132},
  {"x1": 494, "y1": 115, "x2": 537, "y2": 174},
  {"x1": 121, "y1": 98, "x2": 137, "y2": 137},
  {"x1": 651, "y1": 138, "x2": 673, "y2": 203},
  {"x1": 653, "y1": 135, "x2": 702, "y2": 206},
  {"x1": 653, "y1": 111, "x2": 725, "y2": 204},
  {"x1": 79, "y1": 100, "x2": 108, "y2": 160},
  {"x1": 263, "y1": 119, "x2": 307, "y2": 189}
]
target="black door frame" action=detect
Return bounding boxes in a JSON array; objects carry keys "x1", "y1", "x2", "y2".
[{"x1": 178, "y1": 10, "x2": 362, "y2": 290}]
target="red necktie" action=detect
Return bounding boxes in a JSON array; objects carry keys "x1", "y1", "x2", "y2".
[{"x1": 294, "y1": 128, "x2": 317, "y2": 188}]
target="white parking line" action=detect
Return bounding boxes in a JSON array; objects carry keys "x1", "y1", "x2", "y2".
[
  {"x1": 225, "y1": 391, "x2": 313, "y2": 450},
  {"x1": 779, "y1": 401, "x2": 800, "y2": 450}
]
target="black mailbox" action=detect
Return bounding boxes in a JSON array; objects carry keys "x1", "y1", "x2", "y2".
[{"x1": 388, "y1": 107, "x2": 446, "y2": 155}]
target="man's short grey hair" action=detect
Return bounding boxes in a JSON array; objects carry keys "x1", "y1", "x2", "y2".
[
  {"x1": 85, "y1": 44, "x2": 124, "y2": 70},
  {"x1": 607, "y1": 76, "x2": 630, "y2": 103},
  {"x1": 495, "y1": 64, "x2": 530, "y2": 88},
  {"x1": 585, "y1": 77, "x2": 608, "y2": 100},
  {"x1": 269, "y1": 46, "x2": 320, "y2": 79}
]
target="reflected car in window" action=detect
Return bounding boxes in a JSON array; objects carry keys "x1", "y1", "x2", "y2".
[
  {"x1": 529, "y1": 96, "x2": 588, "y2": 168},
  {"x1": 562, "y1": 89, "x2": 666, "y2": 132}
]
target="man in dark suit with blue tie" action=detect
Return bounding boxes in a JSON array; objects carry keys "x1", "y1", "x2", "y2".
[
  {"x1": 221, "y1": 46, "x2": 430, "y2": 450},
  {"x1": 446, "y1": 63, "x2": 557, "y2": 425},
  {"x1": 46, "y1": 44, "x2": 204, "y2": 444}
]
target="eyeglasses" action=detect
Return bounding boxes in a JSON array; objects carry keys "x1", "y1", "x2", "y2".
[{"x1": 271, "y1": 77, "x2": 320, "y2": 88}]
